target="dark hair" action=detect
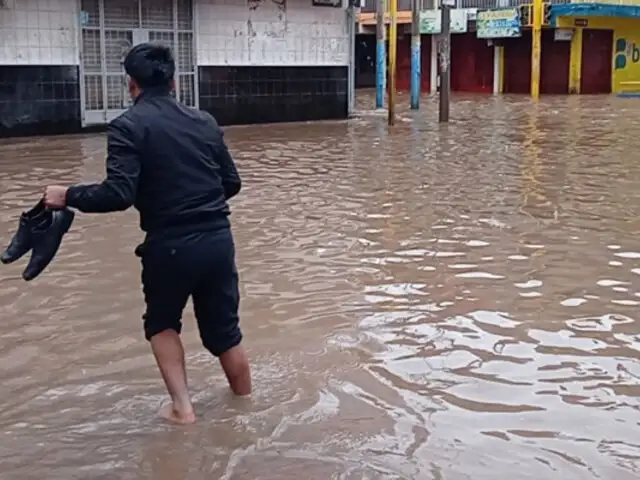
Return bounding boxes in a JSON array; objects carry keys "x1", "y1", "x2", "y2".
[{"x1": 123, "y1": 42, "x2": 175, "y2": 89}]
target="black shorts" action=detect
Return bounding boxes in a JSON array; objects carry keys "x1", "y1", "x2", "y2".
[{"x1": 138, "y1": 228, "x2": 242, "y2": 357}]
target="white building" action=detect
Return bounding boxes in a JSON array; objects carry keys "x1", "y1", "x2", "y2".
[{"x1": 0, "y1": 0, "x2": 356, "y2": 137}]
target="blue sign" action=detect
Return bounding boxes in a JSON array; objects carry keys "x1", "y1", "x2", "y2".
[{"x1": 476, "y1": 8, "x2": 521, "y2": 39}]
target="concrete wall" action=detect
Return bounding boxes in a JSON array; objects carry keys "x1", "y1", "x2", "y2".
[
  {"x1": 0, "y1": 0, "x2": 351, "y2": 67},
  {"x1": 0, "y1": 0, "x2": 352, "y2": 136},
  {"x1": 0, "y1": 0, "x2": 78, "y2": 65},
  {"x1": 196, "y1": 0, "x2": 349, "y2": 66}
]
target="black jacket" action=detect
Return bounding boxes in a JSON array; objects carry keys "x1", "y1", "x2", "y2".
[{"x1": 66, "y1": 88, "x2": 241, "y2": 241}]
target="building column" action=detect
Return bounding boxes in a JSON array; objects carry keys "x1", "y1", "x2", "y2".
[
  {"x1": 493, "y1": 45, "x2": 504, "y2": 94},
  {"x1": 569, "y1": 28, "x2": 583, "y2": 94},
  {"x1": 347, "y1": 6, "x2": 356, "y2": 114},
  {"x1": 430, "y1": 34, "x2": 438, "y2": 94}
]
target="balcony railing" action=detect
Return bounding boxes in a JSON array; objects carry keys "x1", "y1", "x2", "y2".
[{"x1": 360, "y1": 0, "x2": 569, "y2": 13}]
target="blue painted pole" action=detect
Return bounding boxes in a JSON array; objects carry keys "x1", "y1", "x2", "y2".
[
  {"x1": 410, "y1": 0, "x2": 420, "y2": 109},
  {"x1": 376, "y1": 40, "x2": 387, "y2": 109},
  {"x1": 376, "y1": 0, "x2": 386, "y2": 109}
]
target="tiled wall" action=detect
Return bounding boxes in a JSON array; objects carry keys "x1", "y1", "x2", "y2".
[
  {"x1": 0, "y1": 0, "x2": 80, "y2": 137},
  {"x1": 0, "y1": 65, "x2": 81, "y2": 136},
  {"x1": 0, "y1": 0, "x2": 352, "y2": 136},
  {"x1": 195, "y1": 0, "x2": 350, "y2": 124},
  {"x1": 196, "y1": 0, "x2": 349, "y2": 66},
  {"x1": 0, "y1": 0, "x2": 78, "y2": 65},
  {"x1": 198, "y1": 65, "x2": 348, "y2": 125}
]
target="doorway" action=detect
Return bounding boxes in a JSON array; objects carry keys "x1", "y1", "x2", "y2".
[
  {"x1": 581, "y1": 29, "x2": 613, "y2": 94},
  {"x1": 79, "y1": 0, "x2": 197, "y2": 126}
]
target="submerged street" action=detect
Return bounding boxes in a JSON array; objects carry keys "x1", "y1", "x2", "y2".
[{"x1": 0, "y1": 93, "x2": 639, "y2": 479}]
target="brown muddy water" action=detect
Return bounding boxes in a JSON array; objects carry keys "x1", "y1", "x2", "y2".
[{"x1": 0, "y1": 93, "x2": 639, "y2": 480}]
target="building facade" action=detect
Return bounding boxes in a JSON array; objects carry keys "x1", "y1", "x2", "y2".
[
  {"x1": 355, "y1": 0, "x2": 640, "y2": 97},
  {"x1": 0, "y1": 0, "x2": 356, "y2": 137}
]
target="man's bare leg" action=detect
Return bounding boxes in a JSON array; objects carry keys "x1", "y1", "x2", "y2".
[
  {"x1": 150, "y1": 329, "x2": 196, "y2": 424},
  {"x1": 219, "y1": 344, "x2": 251, "y2": 396}
]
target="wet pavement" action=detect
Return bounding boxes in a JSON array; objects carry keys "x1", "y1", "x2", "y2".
[{"x1": 0, "y1": 92, "x2": 639, "y2": 479}]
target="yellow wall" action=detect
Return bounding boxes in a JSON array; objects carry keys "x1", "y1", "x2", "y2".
[
  {"x1": 568, "y1": 27, "x2": 582, "y2": 93},
  {"x1": 557, "y1": 16, "x2": 640, "y2": 93}
]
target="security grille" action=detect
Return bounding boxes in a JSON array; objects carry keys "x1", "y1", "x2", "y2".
[{"x1": 79, "y1": 0, "x2": 196, "y2": 126}]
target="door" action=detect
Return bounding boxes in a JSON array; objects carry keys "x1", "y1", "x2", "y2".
[
  {"x1": 540, "y1": 29, "x2": 570, "y2": 94},
  {"x1": 580, "y1": 29, "x2": 613, "y2": 94},
  {"x1": 397, "y1": 35, "x2": 411, "y2": 92},
  {"x1": 503, "y1": 31, "x2": 532, "y2": 94},
  {"x1": 355, "y1": 34, "x2": 376, "y2": 88},
  {"x1": 451, "y1": 32, "x2": 494, "y2": 93},
  {"x1": 79, "y1": 0, "x2": 196, "y2": 126}
]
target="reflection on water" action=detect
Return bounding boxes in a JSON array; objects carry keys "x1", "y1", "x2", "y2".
[{"x1": 0, "y1": 92, "x2": 639, "y2": 479}]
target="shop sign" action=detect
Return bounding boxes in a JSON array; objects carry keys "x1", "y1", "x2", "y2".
[{"x1": 476, "y1": 8, "x2": 521, "y2": 38}]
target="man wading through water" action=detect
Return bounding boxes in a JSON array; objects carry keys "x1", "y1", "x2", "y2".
[{"x1": 42, "y1": 43, "x2": 251, "y2": 424}]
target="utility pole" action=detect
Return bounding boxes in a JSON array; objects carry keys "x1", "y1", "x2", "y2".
[
  {"x1": 410, "y1": 0, "x2": 421, "y2": 109},
  {"x1": 388, "y1": 0, "x2": 398, "y2": 125},
  {"x1": 531, "y1": 0, "x2": 543, "y2": 99},
  {"x1": 438, "y1": 0, "x2": 452, "y2": 123},
  {"x1": 375, "y1": 0, "x2": 386, "y2": 109}
]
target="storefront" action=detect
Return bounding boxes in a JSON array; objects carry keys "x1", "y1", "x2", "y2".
[
  {"x1": 420, "y1": 8, "x2": 490, "y2": 93},
  {"x1": 476, "y1": 7, "x2": 522, "y2": 94},
  {"x1": 551, "y1": 3, "x2": 640, "y2": 95}
]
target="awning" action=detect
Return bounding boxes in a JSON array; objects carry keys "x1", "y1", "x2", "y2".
[{"x1": 551, "y1": 3, "x2": 640, "y2": 24}]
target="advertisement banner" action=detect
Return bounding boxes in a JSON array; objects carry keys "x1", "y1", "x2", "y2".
[{"x1": 476, "y1": 8, "x2": 521, "y2": 39}]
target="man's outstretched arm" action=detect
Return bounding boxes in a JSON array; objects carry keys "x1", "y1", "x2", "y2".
[{"x1": 54, "y1": 118, "x2": 141, "y2": 213}]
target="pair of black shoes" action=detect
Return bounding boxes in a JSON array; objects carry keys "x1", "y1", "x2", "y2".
[{"x1": 1, "y1": 200, "x2": 75, "y2": 281}]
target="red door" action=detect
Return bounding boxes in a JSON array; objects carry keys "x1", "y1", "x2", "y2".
[
  {"x1": 580, "y1": 29, "x2": 613, "y2": 94},
  {"x1": 394, "y1": 34, "x2": 431, "y2": 92},
  {"x1": 503, "y1": 31, "x2": 532, "y2": 94},
  {"x1": 396, "y1": 35, "x2": 411, "y2": 92},
  {"x1": 540, "y1": 29, "x2": 571, "y2": 94},
  {"x1": 451, "y1": 32, "x2": 494, "y2": 93}
]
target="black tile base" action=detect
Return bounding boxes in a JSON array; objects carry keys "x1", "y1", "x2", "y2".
[
  {"x1": 198, "y1": 66, "x2": 348, "y2": 125},
  {"x1": 0, "y1": 65, "x2": 81, "y2": 138}
]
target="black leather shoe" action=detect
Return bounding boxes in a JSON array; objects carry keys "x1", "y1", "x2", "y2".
[
  {"x1": 22, "y1": 208, "x2": 75, "y2": 281},
  {"x1": 1, "y1": 200, "x2": 47, "y2": 265}
]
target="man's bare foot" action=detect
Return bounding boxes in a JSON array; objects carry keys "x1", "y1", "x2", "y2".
[{"x1": 158, "y1": 403, "x2": 196, "y2": 424}]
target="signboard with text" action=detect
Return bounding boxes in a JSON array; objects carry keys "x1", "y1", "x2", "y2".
[
  {"x1": 419, "y1": 9, "x2": 469, "y2": 34},
  {"x1": 476, "y1": 8, "x2": 521, "y2": 39}
]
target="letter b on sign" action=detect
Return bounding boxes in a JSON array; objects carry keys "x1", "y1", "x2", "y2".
[{"x1": 633, "y1": 43, "x2": 640, "y2": 63}]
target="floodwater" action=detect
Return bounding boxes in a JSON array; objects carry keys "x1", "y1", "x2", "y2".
[{"x1": 0, "y1": 92, "x2": 639, "y2": 480}]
